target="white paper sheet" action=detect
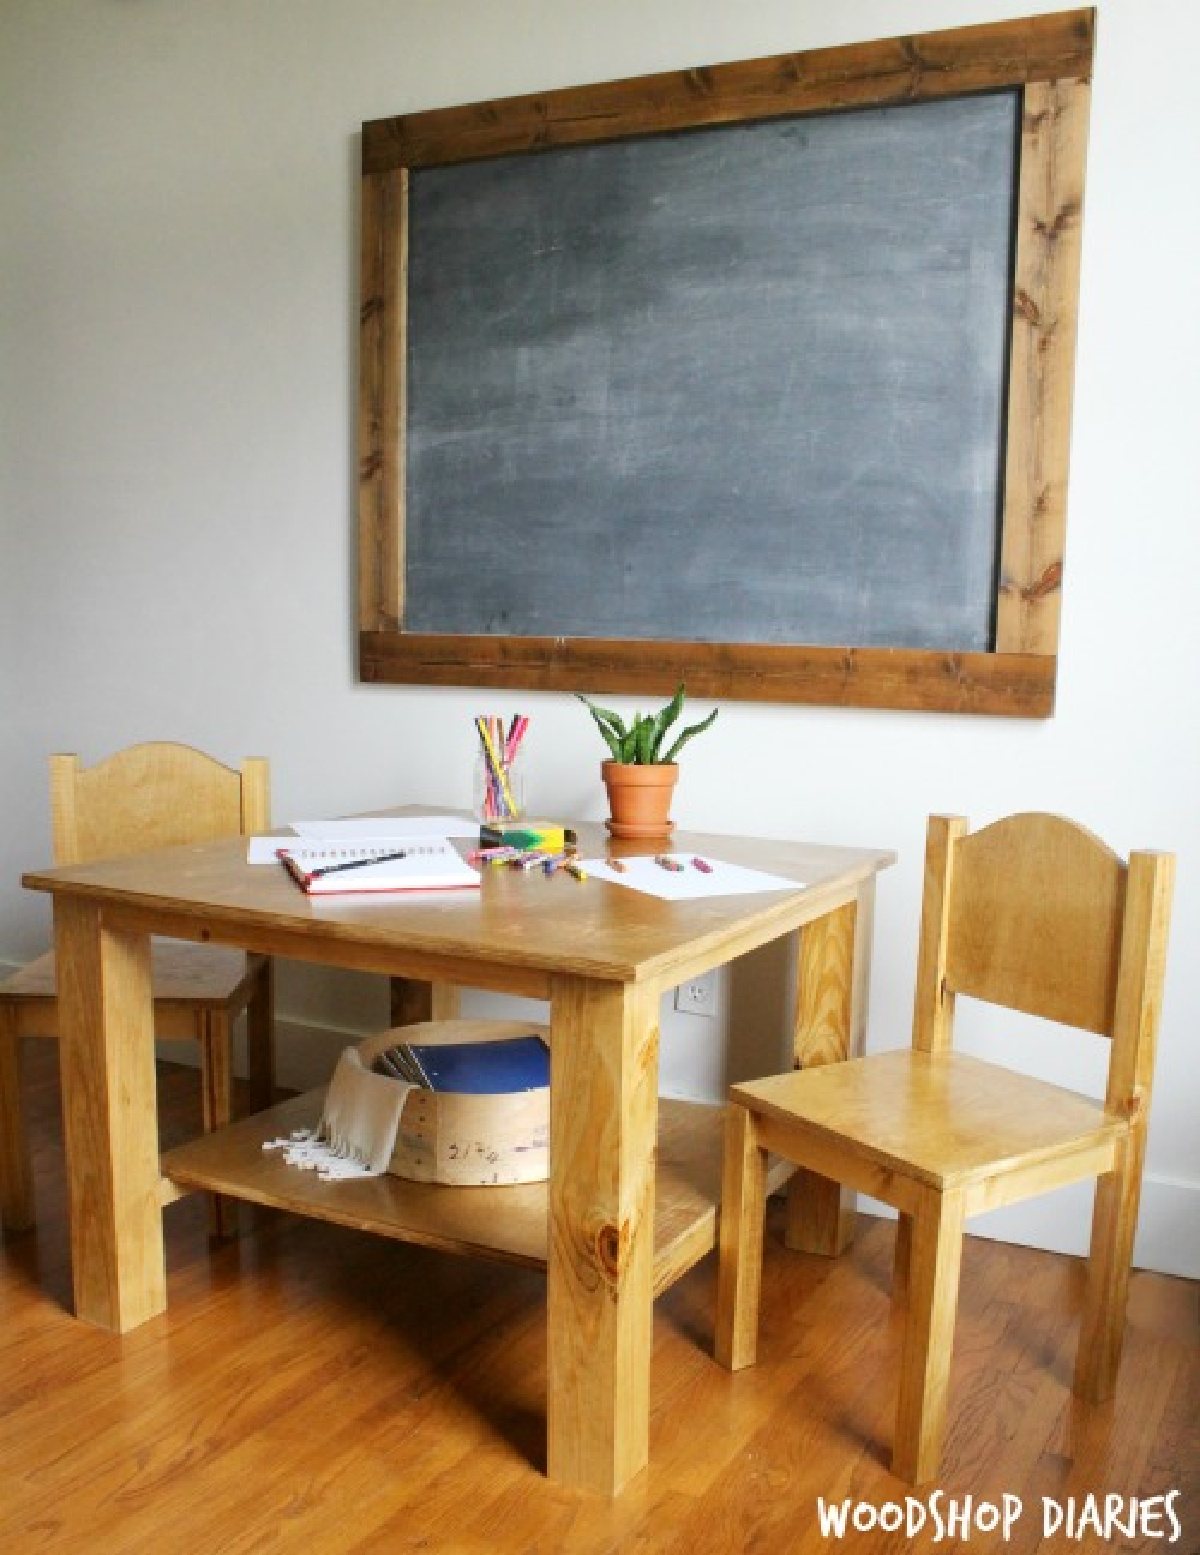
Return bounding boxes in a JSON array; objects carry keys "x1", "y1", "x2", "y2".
[
  {"x1": 580, "y1": 853, "x2": 804, "y2": 900},
  {"x1": 291, "y1": 814, "x2": 477, "y2": 839},
  {"x1": 248, "y1": 814, "x2": 476, "y2": 863}
]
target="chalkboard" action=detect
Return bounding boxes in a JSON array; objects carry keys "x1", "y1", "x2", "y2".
[
  {"x1": 404, "y1": 94, "x2": 1016, "y2": 651},
  {"x1": 359, "y1": 11, "x2": 1094, "y2": 714}
]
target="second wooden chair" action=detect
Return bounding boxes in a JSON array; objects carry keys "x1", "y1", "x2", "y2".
[
  {"x1": 0, "y1": 741, "x2": 275, "y2": 1232},
  {"x1": 714, "y1": 812, "x2": 1174, "y2": 1483}
]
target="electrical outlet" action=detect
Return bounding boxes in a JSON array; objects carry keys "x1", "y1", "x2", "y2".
[{"x1": 674, "y1": 970, "x2": 718, "y2": 1017}]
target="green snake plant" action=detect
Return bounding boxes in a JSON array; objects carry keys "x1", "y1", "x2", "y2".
[{"x1": 576, "y1": 684, "x2": 718, "y2": 765}]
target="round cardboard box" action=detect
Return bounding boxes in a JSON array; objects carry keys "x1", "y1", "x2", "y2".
[{"x1": 358, "y1": 1019, "x2": 550, "y2": 1186}]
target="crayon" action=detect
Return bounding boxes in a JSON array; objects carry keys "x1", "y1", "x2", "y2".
[{"x1": 467, "y1": 844, "x2": 521, "y2": 862}]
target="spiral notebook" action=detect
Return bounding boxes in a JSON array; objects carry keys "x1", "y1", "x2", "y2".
[{"x1": 276, "y1": 838, "x2": 480, "y2": 896}]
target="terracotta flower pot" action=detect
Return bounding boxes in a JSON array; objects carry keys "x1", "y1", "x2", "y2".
[{"x1": 601, "y1": 761, "x2": 679, "y2": 840}]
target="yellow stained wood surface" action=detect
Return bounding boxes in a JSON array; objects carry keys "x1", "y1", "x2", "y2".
[
  {"x1": 1, "y1": 743, "x2": 274, "y2": 1239},
  {"x1": 0, "y1": 1000, "x2": 31, "y2": 1228},
  {"x1": 735, "y1": 1049, "x2": 1123, "y2": 1194},
  {"x1": 23, "y1": 807, "x2": 893, "y2": 1496},
  {"x1": 163, "y1": 1088, "x2": 758, "y2": 1295},
  {"x1": 946, "y1": 811, "x2": 1124, "y2": 1033},
  {"x1": 51, "y1": 743, "x2": 268, "y2": 865},
  {"x1": 893, "y1": 1185, "x2": 967, "y2": 1484},
  {"x1": 3, "y1": 940, "x2": 256, "y2": 1010},
  {"x1": 717, "y1": 811, "x2": 1175, "y2": 1486},
  {"x1": 24, "y1": 821, "x2": 891, "y2": 991},
  {"x1": 785, "y1": 877, "x2": 876, "y2": 1254},
  {"x1": 714, "y1": 1101, "x2": 768, "y2": 1372},
  {"x1": 54, "y1": 898, "x2": 165, "y2": 1331}
]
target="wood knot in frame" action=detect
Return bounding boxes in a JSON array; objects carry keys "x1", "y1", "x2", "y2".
[
  {"x1": 1033, "y1": 200, "x2": 1080, "y2": 244},
  {"x1": 593, "y1": 1219, "x2": 629, "y2": 1288},
  {"x1": 896, "y1": 39, "x2": 930, "y2": 99},
  {"x1": 1023, "y1": 104, "x2": 1053, "y2": 135},
  {"x1": 1125, "y1": 1091, "x2": 1148, "y2": 1124},
  {"x1": 999, "y1": 558, "x2": 1061, "y2": 605},
  {"x1": 1023, "y1": 560, "x2": 1063, "y2": 602},
  {"x1": 559, "y1": 1211, "x2": 633, "y2": 1294}
]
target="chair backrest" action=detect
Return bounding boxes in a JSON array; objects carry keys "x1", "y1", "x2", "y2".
[
  {"x1": 50, "y1": 742, "x2": 270, "y2": 866},
  {"x1": 912, "y1": 813, "x2": 1174, "y2": 1117}
]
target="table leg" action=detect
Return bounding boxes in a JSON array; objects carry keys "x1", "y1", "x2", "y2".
[
  {"x1": 54, "y1": 897, "x2": 165, "y2": 1331},
  {"x1": 785, "y1": 878, "x2": 877, "y2": 1255},
  {"x1": 388, "y1": 976, "x2": 460, "y2": 1025},
  {"x1": 245, "y1": 955, "x2": 276, "y2": 1112},
  {"x1": 546, "y1": 975, "x2": 658, "y2": 1495}
]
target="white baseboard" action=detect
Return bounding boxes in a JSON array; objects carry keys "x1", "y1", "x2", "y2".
[
  {"x1": 861, "y1": 1177, "x2": 1200, "y2": 1281},
  {"x1": 271, "y1": 1014, "x2": 357, "y2": 1092},
  {"x1": 977, "y1": 1175, "x2": 1200, "y2": 1280}
]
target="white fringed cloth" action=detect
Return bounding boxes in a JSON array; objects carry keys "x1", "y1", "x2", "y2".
[{"x1": 263, "y1": 1047, "x2": 413, "y2": 1181}]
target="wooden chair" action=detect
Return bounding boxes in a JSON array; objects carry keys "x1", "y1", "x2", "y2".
[
  {"x1": 714, "y1": 812, "x2": 1175, "y2": 1484},
  {"x1": 0, "y1": 742, "x2": 275, "y2": 1233}
]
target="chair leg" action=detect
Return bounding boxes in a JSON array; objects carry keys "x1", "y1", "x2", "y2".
[
  {"x1": 197, "y1": 1012, "x2": 237, "y2": 1239},
  {"x1": 715, "y1": 1102, "x2": 769, "y2": 1371},
  {"x1": 0, "y1": 1003, "x2": 35, "y2": 1231},
  {"x1": 892, "y1": 1212, "x2": 914, "y2": 1308},
  {"x1": 245, "y1": 957, "x2": 275, "y2": 1112},
  {"x1": 1074, "y1": 1129, "x2": 1144, "y2": 1403},
  {"x1": 198, "y1": 1011, "x2": 233, "y2": 1133},
  {"x1": 892, "y1": 1186, "x2": 965, "y2": 1484}
]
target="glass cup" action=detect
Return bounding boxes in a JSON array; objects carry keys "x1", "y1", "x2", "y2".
[{"x1": 474, "y1": 749, "x2": 525, "y2": 823}]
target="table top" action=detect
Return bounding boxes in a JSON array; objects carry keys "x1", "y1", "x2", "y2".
[{"x1": 24, "y1": 809, "x2": 894, "y2": 988}]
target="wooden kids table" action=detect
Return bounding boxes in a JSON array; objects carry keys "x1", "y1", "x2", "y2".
[{"x1": 24, "y1": 814, "x2": 893, "y2": 1496}]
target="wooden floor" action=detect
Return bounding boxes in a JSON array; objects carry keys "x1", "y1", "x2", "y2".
[{"x1": 2, "y1": 1046, "x2": 1197, "y2": 1555}]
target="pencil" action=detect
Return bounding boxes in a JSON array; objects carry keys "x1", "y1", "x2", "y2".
[{"x1": 476, "y1": 715, "x2": 517, "y2": 819}]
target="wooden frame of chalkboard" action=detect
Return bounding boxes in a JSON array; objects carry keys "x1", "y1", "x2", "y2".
[{"x1": 358, "y1": 10, "x2": 1093, "y2": 716}]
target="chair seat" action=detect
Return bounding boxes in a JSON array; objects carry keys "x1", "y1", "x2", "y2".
[
  {"x1": 1, "y1": 940, "x2": 257, "y2": 1010},
  {"x1": 731, "y1": 1048, "x2": 1123, "y2": 1191}
]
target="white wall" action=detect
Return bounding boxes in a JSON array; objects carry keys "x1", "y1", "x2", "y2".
[{"x1": 2, "y1": 0, "x2": 1196, "y2": 1275}]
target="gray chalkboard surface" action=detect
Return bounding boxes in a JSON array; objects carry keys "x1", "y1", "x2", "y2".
[{"x1": 403, "y1": 90, "x2": 1018, "y2": 652}]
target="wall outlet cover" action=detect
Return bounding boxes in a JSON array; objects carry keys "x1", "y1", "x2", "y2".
[{"x1": 674, "y1": 971, "x2": 718, "y2": 1017}]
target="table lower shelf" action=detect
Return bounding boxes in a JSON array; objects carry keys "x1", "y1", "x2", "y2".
[{"x1": 162, "y1": 1092, "x2": 791, "y2": 1297}]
